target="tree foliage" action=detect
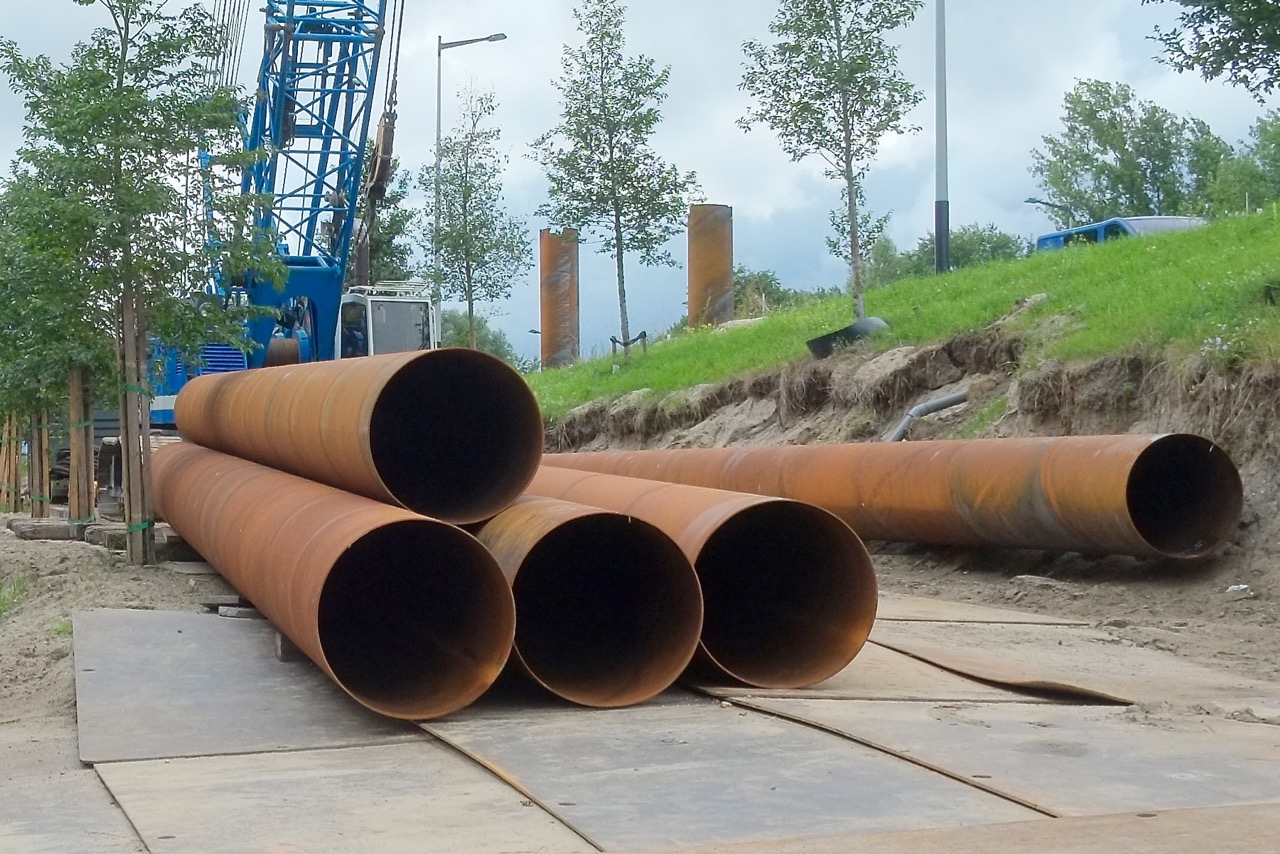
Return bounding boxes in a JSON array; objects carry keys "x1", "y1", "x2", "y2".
[
  {"x1": 1147, "y1": 0, "x2": 1280, "y2": 99},
  {"x1": 1029, "y1": 80, "x2": 1229, "y2": 226},
  {"x1": 352, "y1": 148, "x2": 415, "y2": 286},
  {"x1": 731, "y1": 265, "x2": 840, "y2": 318},
  {"x1": 422, "y1": 88, "x2": 529, "y2": 349},
  {"x1": 864, "y1": 224, "x2": 1028, "y2": 288},
  {"x1": 532, "y1": 0, "x2": 699, "y2": 354},
  {"x1": 740, "y1": 0, "x2": 923, "y2": 320},
  {"x1": 1205, "y1": 110, "x2": 1280, "y2": 214},
  {"x1": 438, "y1": 309, "x2": 537, "y2": 374}
]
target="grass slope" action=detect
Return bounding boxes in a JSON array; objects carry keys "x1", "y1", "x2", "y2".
[{"x1": 528, "y1": 214, "x2": 1280, "y2": 419}]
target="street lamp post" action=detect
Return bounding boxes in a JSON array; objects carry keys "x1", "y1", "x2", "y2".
[
  {"x1": 433, "y1": 31, "x2": 507, "y2": 341},
  {"x1": 935, "y1": 0, "x2": 950, "y2": 274}
]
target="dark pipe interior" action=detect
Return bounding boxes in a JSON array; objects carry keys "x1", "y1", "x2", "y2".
[
  {"x1": 1127, "y1": 435, "x2": 1243, "y2": 558},
  {"x1": 696, "y1": 502, "x2": 878, "y2": 689},
  {"x1": 512, "y1": 515, "x2": 703, "y2": 707},
  {"x1": 318, "y1": 520, "x2": 514, "y2": 719},
  {"x1": 369, "y1": 350, "x2": 543, "y2": 523}
]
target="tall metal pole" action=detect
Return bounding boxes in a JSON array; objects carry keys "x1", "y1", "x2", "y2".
[
  {"x1": 934, "y1": 0, "x2": 950, "y2": 274},
  {"x1": 434, "y1": 35, "x2": 445, "y2": 342}
]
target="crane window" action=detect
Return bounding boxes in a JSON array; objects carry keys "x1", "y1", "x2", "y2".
[{"x1": 340, "y1": 302, "x2": 369, "y2": 358}]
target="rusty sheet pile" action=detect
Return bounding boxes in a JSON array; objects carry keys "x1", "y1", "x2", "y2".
[{"x1": 153, "y1": 352, "x2": 1242, "y2": 721}]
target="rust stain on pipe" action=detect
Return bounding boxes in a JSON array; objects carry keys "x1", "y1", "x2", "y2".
[
  {"x1": 475, "y1": 496, "x2": 703, "y2": 707},
  {"x1": 687, "y1": 204, "x2": 733, "y2": 329},
  {"x1": 543, "y1": 434, "x2": 1243, "y2": 559},
  {"x1": 153, "y1": 443, "x2": 515, "y2": 720},
  {"x1": 539, "y1": 227, "x2": 580, "y2": 369},
  {"x1": 525, "y1": 467, "x2": 877, "y2": 690},
  {"x1": 174, "y1": 350, "x2": 543, "y2": 524}
]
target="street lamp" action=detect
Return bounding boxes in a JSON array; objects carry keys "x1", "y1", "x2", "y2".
[
  {"x1": 433, "y1": 32, "x2": 507, "y2": 334},
  {"x1": 1024, "y1": 197, "x2": 1074, "y2": 226}
]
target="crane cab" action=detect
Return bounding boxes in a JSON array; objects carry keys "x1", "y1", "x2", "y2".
[{"x1": 338, "y1": 285, "x2": 439, "y2": 358}]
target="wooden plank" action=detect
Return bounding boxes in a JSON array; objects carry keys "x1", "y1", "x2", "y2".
[
  {"x1": 73, "y1": 609, "x2": 418, "y2": 763},
  {"x1": 877, "y1": 593, "x2": 1087, "y2": 626},
  {"x1": 870, "y1": 621, "x2": 1280, "y2": 705},
  {"x1": 95, "y1": 742, "x2": 586, "y2": 854},
  {"x1": 741, "y1": 699, "x2": 1280, "y2": 817},
  {"x1": 427, "y1": 693, "x2": 1041, "y2": 851},
  {"x1": 654, "y1": 803, "x2": 1280, "y2": 854}
]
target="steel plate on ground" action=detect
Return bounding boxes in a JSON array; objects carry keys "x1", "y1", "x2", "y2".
[
  {"x1": 740, "y1": 699, "x2": 1280, "y2": 816},
  {"x1": 693, "y1": 642, "x2": 1051, "y2": 703},
  {"x1": 1, "y1": 768, "x2": 142, "y2": 853},
  {"x1": 95, "y1": 742, "x2": 587, "y2": 854},
  {"x1": 426, "y1": 692, "x2": 1041, "y2": 851},
  {"x1": 654, "y1": 802, "x2": 1280, "y2": 854},
  {"x1": 73, "y1": 609, "x2": 417, "y2": 763},
  {"x1": 870, "y1": 621, "x2": 1280, "y2": 704},
  {"x1": 876, "y1": 593, "x2": 1087, "y2": 626}
]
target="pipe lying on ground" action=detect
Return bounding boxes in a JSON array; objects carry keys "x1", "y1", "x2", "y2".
[
  {"x1": 525, "y1": 467, "x2": 877, "y2": 690},
  {"x1": 543, "y1": 434, "x2": 1243, "y2": 560},
  {"x1": 174, "y1": 349, "x2": 543, "y2": 524},
  {"x1": 475, "y1": 496, "x2": 703, "y2": 707},
  {"x1": 153, "y1": 442, "x2": 515, "y2": 720}
]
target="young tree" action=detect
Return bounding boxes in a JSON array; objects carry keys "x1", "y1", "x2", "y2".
[
  {"x1": 1, "y1": 0, "x2": 282, "y2": 564},
  {"x1": 1147, "y1": 0, "x2": 1280, "y2": 99},
  {"x1": 740, "y1": 0, "x2": 923, "y2": 320},
  {"x1": 532, "y1": 0, "x2": 699, "y2": 355},
  {"x1": 1029, "y1": 80, "x2": 1229, "y2": 226},
  {"x1": 422, "y1": 88, "x2": 530, "y2": 349}
]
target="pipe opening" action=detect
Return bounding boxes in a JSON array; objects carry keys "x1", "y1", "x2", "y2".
[
  {"x1": 696, "y1": 502, "x2": 878, "y2": 689},
  {"x1": 512, "y1": 515, "x2": 703, "y2": 707},
  {"x1": 369, "y1": 350, "x2": 543, "y2": 523},
  {"x1": 1127, "y1": 435, "x2": 1243, "y2": 558},
  {"x1": 318, "y1": 520, "x2": 515, "y2": 719}
]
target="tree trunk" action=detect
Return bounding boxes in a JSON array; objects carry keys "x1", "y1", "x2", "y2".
[
  {"x1": 118, "y1": 282, "x2": 155, "y2": 566},
  {"x1": 68, "y1": 366, "x2": 95, "y2": 536},
  {"x1": 1, "y1": 414, "x2": 20, "y2": 513},
  {"x1": 28, "y1": 411, "x2": 50, "y2": 519},
  {"x1": 847, "y1": 175, "x2": 864, "y2": 320},
  {"x1": 466, "y1": 270, "x2": 477, "y2": 349},
  {"x1": 613, "y1": 211, "x2": 631, "y2": 356}
]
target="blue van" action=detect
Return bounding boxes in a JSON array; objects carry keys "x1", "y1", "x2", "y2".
[{"x1": 1035, "y1": 215, "x2": 1206, "y2": 251}]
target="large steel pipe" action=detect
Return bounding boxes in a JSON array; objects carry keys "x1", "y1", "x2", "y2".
[
  {"x1": 475, "y1": 496, "x2": 703, "y2": 707},
  {"x1": 543, "y1": 434, "x2": 1243, "y2": 559},
  {"x1": 525, "y1": 467, "x2": 877, "y2": 689},
  {"x1": 153, "y1": 443, "x2": 515, "y2": 720},
  {"x1": 174, "y1": 350, "x2": 543, "y2": 524}
]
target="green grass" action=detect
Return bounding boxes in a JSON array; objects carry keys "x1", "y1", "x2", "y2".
[
  {"x1": 528, "y1": 213, "x2": 1280, "y2": 420},
  {"x1": 0, "y1": 575, "x2": 31, "y2": 621},
  {"x1": 47, "y1": 618, "x2": 72, "y2": 637}
]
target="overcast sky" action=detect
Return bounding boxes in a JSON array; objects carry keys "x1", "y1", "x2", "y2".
[{"x1": 2, "y1": 1, "x2": 1274, "y2": 361}]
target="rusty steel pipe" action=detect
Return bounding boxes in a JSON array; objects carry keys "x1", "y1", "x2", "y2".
[
  {"x1": 153, "y1": 443, "x2": 515, "y2": 720},
  {"x1": 543, "y1": 434, "x2": 1243, "y2": 559},
  {"x1": 539, "y1": 227, "x2": 581, "y2": 369},
  {"x1": 525, "y1": 467, "x2": 877, "y2": 689},
  {"x1": 174, "y1": 350, "x2": 543, "y2": 524},
  {"x1": 475, "y1": 496, "x2": 703, "y2": 707},
  {"x1": 688, "y1": 204, "x2": 734, "y2": 328}
]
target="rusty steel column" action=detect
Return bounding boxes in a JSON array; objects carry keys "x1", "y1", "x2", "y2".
[
  {"x1": 539, "y1": 227, "x2": 580, "y2": 369},
  {"x1": 174, "y1": 350, "x2": 543, "y2": 524},
  {"x1": 525, "y1": 467, "x2": 877, "y2": 690},
  {"x1": 152, "y1": 443, "x2": 515, "y2": 720},
  {"x1": 688, "y1": 204, "x2": 733, "y2": 329},
  {"x1": 543, "y1": 434, "x2": 1243, "y2": 560},
  {"x1": 475, "y1": 496, "x2": 703, "y2": 707}
]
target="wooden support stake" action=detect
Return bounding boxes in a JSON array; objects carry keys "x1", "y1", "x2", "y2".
[
  {"x1": 0, "y1": 414, "x2": 16, "y2": 513},
  {"x1": 118, "y1": 283, "x2": 155, "y2": 566},
  {"x1": 68, "y1": 367, "x2": 95, "y2": 535}
]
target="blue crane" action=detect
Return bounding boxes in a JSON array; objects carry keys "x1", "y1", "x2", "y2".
[{"x1": 151, "y1": 0, "x2": 431, "y2": 424}]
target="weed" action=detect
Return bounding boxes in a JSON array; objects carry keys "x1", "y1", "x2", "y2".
[
  {"x1": 0, "y1": 575, "x2": 31, "y2": 621},
  {"x1": 48, "y1": 618, "x2": 72, "y2": 637}
]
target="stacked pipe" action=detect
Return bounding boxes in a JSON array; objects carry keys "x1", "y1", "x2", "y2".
[{"x1": 154, "y1": 350, "x2": 881, "y2": 721}]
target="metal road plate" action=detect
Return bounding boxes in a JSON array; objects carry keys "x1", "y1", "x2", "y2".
[
  {"x1": 95, "y1": 742, "x2": 588, "y2": 854},
  {"x1": 655, "y1": 803, "x2": 1280, "y2": 854},
  {"x1": 694, "y1": 641, "x2": 1051, "y2": 703},
  {"x1": 742, "y1": 699, "x2": 1280, "y2": 817},
  {"x1": 0, "y1": 769, "x2": 142, "y2": 853},
  {"x1": 876, "y1": 593, "x2": 1087, "y2": 626},
  {"x1": 870, "y1": 620, "x2": 1280, "y2": 704},
  {"x1": 427, "y1": 692, "x2": 1041, "y2": 851},
  {"x1": 73, "y1": 609, "x2": 417, "y2": 763}
]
